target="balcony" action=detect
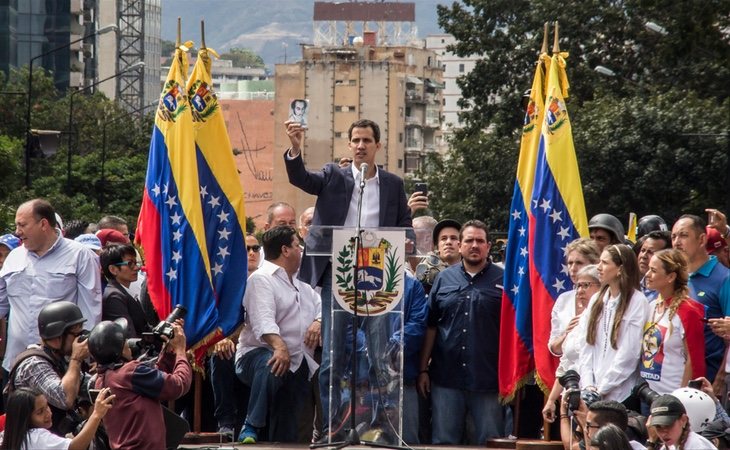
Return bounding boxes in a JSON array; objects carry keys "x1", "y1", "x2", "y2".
[
  {"x1": 405, "y1": 140, "x2": 422, "y2": 152},
  {"x1": 405, "y1": 116, "x2": 422, "y2": 126}
]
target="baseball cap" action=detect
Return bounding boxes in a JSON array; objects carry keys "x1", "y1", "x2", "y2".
[
  {"x1": 649, "y1": 394, "x2": 686, "y2": 427},
  {"x1": 432, "y1": 219, "x2": 462, "y2": 246},
  {"x1": 74, "y1": 233, "x2": 102, "y2": 250},
  {"x1": 706, "y1": 227, "x2": 728, "y2": 253},
  {"x1": 0, "y1": 234, "x2": 20, "y2": 251},
  {"x1": 96, "y1": 228, "x2": 130, "y2": 247}
]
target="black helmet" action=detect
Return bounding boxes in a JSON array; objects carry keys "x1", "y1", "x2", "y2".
[
  {"x1": 637, "y1": 214, "x2": 668, "y2": 238},
  {"x1": 588, "y1": 213, "x2": 625, "y2": 244},
  {"x1": 38, "y1": 301, "x2": 86, "y2": 339},
  {"x1": 88, "y1": 318, "x2": 128, "y2": 365}
]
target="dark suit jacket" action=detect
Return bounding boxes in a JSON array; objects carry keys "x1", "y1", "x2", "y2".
[
  {"x1": 285, "y1": 150, "x2": 412, "y2": 287},
  {"x1": 102, "y1": 279, "x2": 153, "y2": 338}
]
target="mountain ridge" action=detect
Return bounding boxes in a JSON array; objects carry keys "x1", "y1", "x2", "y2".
[{"x1": 161, "y1": 0, "x2": 445, "y2": 68}]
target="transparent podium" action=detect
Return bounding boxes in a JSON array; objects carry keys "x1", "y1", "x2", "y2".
[{"x1": 306, "y1": 225, "x2": 411, "y2": 448}]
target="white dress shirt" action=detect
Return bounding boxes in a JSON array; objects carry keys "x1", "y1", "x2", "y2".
[
  {"x1": 0, "y1": 233, "x2": 102, "y2": 371},
  {"x1": 548, "y1": 289, "x2": 577, "y2": 356},
  {"x1": 344, "y1": 164, "x2": 380, "y2": 228},
  {"x1": 578, "y1": 289, "x2": 648, "y2": 401},
  {"x1": 236, "y1": 260, "x2": 321, "y2": 378}
]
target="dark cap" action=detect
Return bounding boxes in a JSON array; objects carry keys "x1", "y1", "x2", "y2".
[
  {"x1": 649, "y1": 394, "x2": 686, "y2": 427},
  {"x1": 432, "y1": 219, "x2": 461, "y2": 246}
]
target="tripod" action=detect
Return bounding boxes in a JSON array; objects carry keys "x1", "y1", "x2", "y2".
[{"x1": 311, "y1": 164, "x2": 407, "y2": 450}]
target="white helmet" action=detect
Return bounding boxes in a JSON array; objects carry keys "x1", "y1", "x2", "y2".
[{"x1": 671, "y1": 387, "x2": 715, "y2": 432}]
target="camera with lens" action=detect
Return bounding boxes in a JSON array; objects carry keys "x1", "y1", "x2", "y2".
[
  {"x1": 558, "y1": 370, "x2": 582, "y2": 412},
  {"x1": 77, "y1": 329, "x2": 91, "y2": 342},
  {"x1": 151, "y1": 305, "x2": 187, "y2": 341},
  {"x1": 632, "y1": 379, "x2": 660, "y2": 405},
  {"x1": 415, "y1": 253, "x2": 447, "y2": 293}
]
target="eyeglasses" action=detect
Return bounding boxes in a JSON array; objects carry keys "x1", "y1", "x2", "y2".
[
  {"x1": 575, "y1": 282, "x2": 599, "y2": 290},
  {"x1": 247, "y1": 245, "x2": 261, "y2": 252},
  {"x1": 114, "y1": 260, "x2": 138, "y2": 269},
  {"x1": 585, "y1": 422, "x2": 601, "y2": 430}
]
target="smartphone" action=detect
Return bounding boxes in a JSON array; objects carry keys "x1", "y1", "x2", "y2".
[
  {"x1": 688, "y1": 380, "x2": 702, "y2": 389},
  {"x1": 414, "y1": 182, "x2": 428, "y2": 196},
  {"x1": 89, "y1": 389, "x2": 102, "y2": 403},
  {"x1": 289, "y1": 98, "x2": 309, "y2": 129}
]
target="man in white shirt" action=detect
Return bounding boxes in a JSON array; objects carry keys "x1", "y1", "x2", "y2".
[
  {"x1": 234, "y1": 225, "x2": 322, "y2": 444},
  {"x1": 0, "y1": 199, "x2": 101, "y2": 372}
]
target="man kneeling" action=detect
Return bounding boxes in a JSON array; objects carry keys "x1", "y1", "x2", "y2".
[
  {"x1": 235, "y1": 225, "x2": 321, "y2": 443},
  {"x1": 87, "y1": 317, "x2": 192, "y2": 450}
]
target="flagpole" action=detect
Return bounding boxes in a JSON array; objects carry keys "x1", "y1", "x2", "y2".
[
  {"x1": 200, "y1": 20, "x2": 206, "y2": 50},
  {"x1": 552, "y1": 21, "x2": 560, "y2": 53},
  {"x1": 542, "y1": 22, "x2": 549, "y2": 54}
]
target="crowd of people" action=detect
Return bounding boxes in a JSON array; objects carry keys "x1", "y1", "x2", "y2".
[{"x1": 0, "y1": 118, "x2": 728, "y2": 450}]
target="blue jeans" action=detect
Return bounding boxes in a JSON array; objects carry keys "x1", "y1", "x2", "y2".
[
  {"x1": 401, "y1": 385, "x2": 419, "y2": 444},
  {"x1": 319, "y1": 266, "x2": 392, "y2": 433},
  {"x1": 235, "y1": 347, "x2": 309, "y2": 442},
  {"x1": 430, "y1": 383, "x2": 504, "y2": 444},
  {"x1": 209, "y1": 354, "x2": 249, "y2": 429}
]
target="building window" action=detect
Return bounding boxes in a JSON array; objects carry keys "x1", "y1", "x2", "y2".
[
  {"x1": 349, "y1": 79, "x2": 357, "y2": 85},
  {"x1": 459, "y1": 63, "x2": 465, "y2": 73},
  {"x1": 335, "y1": 106, "x2": 342, "y2": 112},
  {"x1": 399, "y1": 133, "x2": 403, "y2": 143},
  {"x1": 335, "y1": 132, "x2": 343, "y2": 138}
]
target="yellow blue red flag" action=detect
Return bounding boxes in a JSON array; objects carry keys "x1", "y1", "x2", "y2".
[
  {"x1": 136, "y1": 42, "x2": 246, "y2": 365},
  {"x1": 528, "y1": 53, "x2": 588, "y2": 391},
  {"x1": 498, "y1": 54, "x2": 550, "y2": 400}
]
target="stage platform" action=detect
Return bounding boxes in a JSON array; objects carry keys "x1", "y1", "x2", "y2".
[{"x1": 177, "y1": 435, "x2": 564, "y2": 450}]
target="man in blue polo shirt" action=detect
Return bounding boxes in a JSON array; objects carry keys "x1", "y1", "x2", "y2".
[
  {"x1": 416, "y1": 219, "x2": 504, "y2": 444},
  {"x1": 672, "y1": 214, "x2": 730, "y2": 382}
]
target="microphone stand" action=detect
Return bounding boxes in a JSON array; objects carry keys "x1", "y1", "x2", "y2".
[{"x1": 312, "y1": 164, "x2": 406, "y2": 450}]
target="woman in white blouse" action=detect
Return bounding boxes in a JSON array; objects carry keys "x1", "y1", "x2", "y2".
[
  {"x1": 542, "y1": 264, "x2": 601, "y2": 422},
  {"x1": 579, "y1": 244, "x2": 649, "y2": 406},
  {"x1": 548, "y1": 238, "x2": 601, "y2": 357}
]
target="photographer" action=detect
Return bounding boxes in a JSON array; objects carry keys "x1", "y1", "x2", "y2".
[
  {"x1": 88, "y1": 317, "x2": 192, "y2": 450},
  {"x1": 4, "y1": 301, "x2": 89, "y2": 436},
  {"x1": 559, "y1": 389, "x2": 645, "y2": 450}
]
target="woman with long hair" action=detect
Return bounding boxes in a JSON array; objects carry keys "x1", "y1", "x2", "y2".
[
  {"x1": 543, "y1": 264, "x2": 601, "y2": 423},
  {"x1": 646, "y1": 394, "x2": 715, "y2": 449},
  {"x1": 1, "y1": 387, "x2": 114, "y2": 450},
  {"x1": 640, "y1": 249, "x2": 705, "y2": 393},
  {"x1": 578, "y1": 244, "x2": 649, "y2": 405}
]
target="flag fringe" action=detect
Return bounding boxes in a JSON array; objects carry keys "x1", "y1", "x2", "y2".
[
  {"x1": 189, "y1": 327, "x2": 225, "y2": 375},
  {"x1": 499, "y1": 372, "x2": 534, "y2": 405}
]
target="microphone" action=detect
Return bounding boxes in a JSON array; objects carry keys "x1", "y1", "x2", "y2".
[{"x1": 359, "y1": 163, "x2": 368, "y2": 189}]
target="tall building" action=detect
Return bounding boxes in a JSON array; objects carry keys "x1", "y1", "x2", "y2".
[
  {"x1": 1, "y1": 0, "x2": 102, "y2": 92},
  {"x1": 425, "y1": 34, "x2": 478, "y2": 139},
  {"x1": 272, "y1": 2, "x2": 443, "y2": 217}
]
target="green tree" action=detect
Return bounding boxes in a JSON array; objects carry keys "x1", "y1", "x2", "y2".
[
  {"x1": 0, "y1": 67, "x2": 152, "y2": 229},
  {"x1": 422, "y1": 0, "x2": 730, "y2": 228},
  {"x1": 219, "y1": 47, "x2": 265, "y2": 68}
]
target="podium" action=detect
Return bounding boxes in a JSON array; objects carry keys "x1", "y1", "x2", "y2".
[{"x1": 306, "y1": 225, "x2": 411, "y2": 447}]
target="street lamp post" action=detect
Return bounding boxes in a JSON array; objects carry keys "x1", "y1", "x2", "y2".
[
  {"x1": 25, "y1": 24, "x2": 117, "y2": 188},
  {"x1": 100, "y1": 101, "x2": 158, "y2": 210},
  {"x1": 66, "y1": 61, "x2": 144, "y2": 193}
]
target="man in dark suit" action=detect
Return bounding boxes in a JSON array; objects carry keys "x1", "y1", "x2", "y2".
[
  {"x1": 284, "y1": 119, "x2": 412, "y2": 441},
  {"x1": 100, "y1": 243, "x2": 152, "y2": 338}
]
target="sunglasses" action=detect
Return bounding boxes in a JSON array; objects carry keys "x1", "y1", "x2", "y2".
[
  {"x1": 247, "y1": 245, "x2": 261, "y2": 252},
  {"x1": 114, "y1": 260, "x2": 138, "y2": 269}
]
